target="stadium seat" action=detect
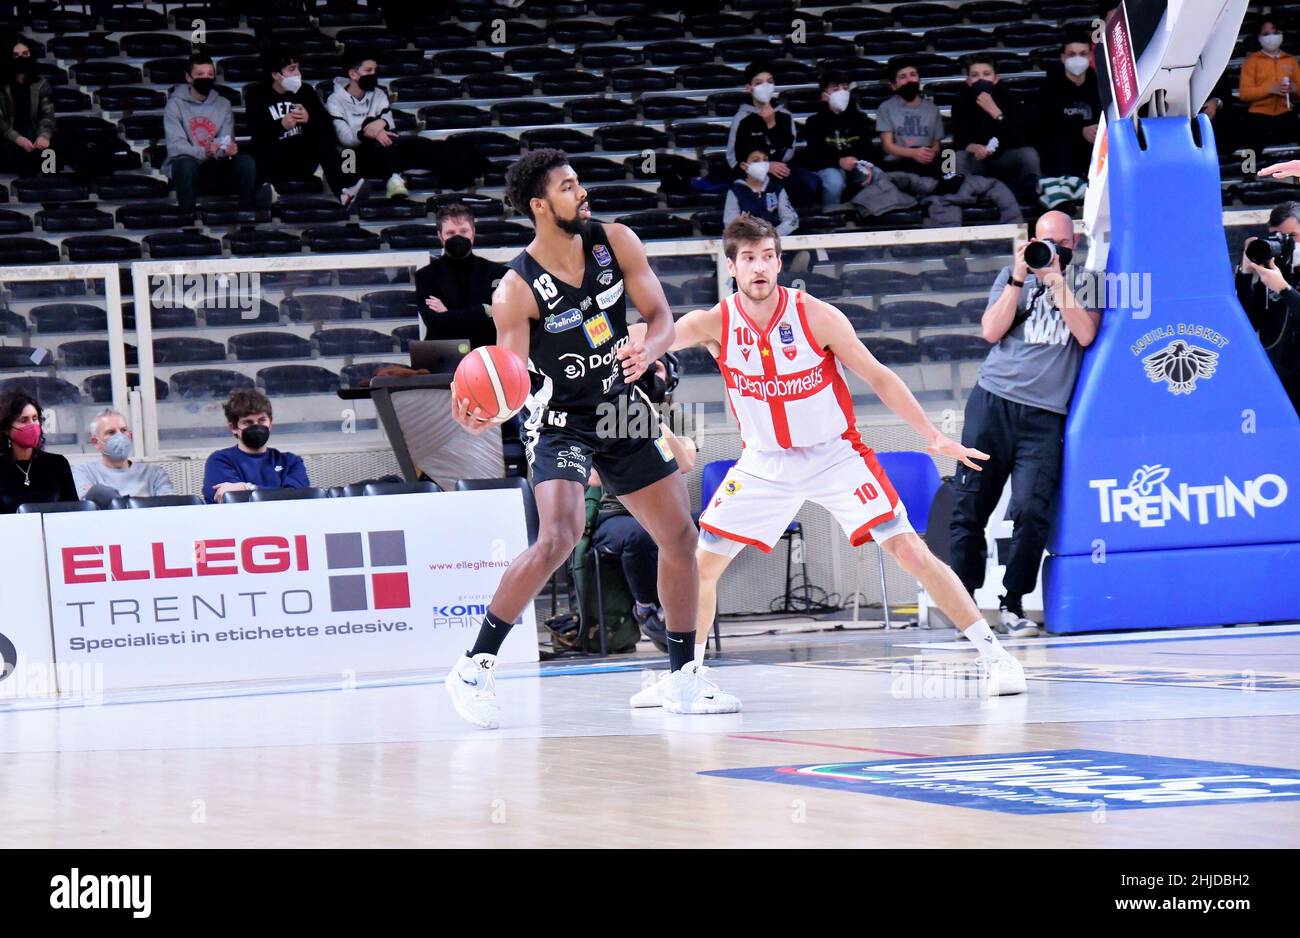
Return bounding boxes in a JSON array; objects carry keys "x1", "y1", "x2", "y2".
[
  {"x1": 53, "y1": 86, "x2": 94, "y2": 112},
  {"x1": 112, "y1": 202, "x2": 191, "y2": 230},
  {"x1": 617, "y1": 15, "x2": 686, "y2": 41},
  {"x1": 995, "y1": 23, "x2": 1065, "y2": 48},
  {"x1": 420, "y1": 105, "x2": 491, "y2": 130},
  {"x1": 392, "y1": 324, "x2": 420, "y2": 351},
  {"x1": 278, "y1": 197, "x2": 349, "y2": 225},
  {"x1": 60, "y1": 340, "x2": 138, "y2": 368},
  {"x1": 566, "y1": 155, "x2": 626, "y2": 182},
  {"x1": 281, "y1": 295, "x2": 364, "y2": 324},
  {"x1": 706, "y1": 91, "x2": 751, "y2": 118},
  {"x1": 63, "y1": 235, "x2": 142, "y2": 263},
  {"x1": 858, "y1": 30, "x2": 927, "y2": 55},
  {"x1": 686, "y1": 13, "x2": 756, "y2": 37},
  {"x1": 844, "y1": 268, "x2": 924, "y2": 295},
  {"x1": 0, "y1": 238, "x2": 62, "y2": 264},
  {"x1": 110, "y1": 495, "x2": 204, "y2": 510},
  {"x1": 313, "y1": 328, "x2": 395, "y2": 356},
  {"x1": 470, "y1": 220, "x2": 533, "y2": 247},
  {"x1": 675, "y1": 347, "x2": 716, "y2": 376},
  {"x1": 1, "y1": 375, "x2": 81, "y2": 405},
  {"x1": 257, "y1": 364, "x2": 340, "y2": 395},
  {"x1": 671, "y1": 120, "x2": 730, "y2": 148},
  {"x1": 505, "y1": 46, "x2": 576, "y2": 72},
  {"x1": 50, "y1": 35, "x2": 120, "y2": 59},
  {"x1": 229, "y1": 332, "x2": 313, "y2": 362},
  {"x1": 0, "y1": 346, "x2": 54, "y2": 369},
  {"x1": 868, "y1": 338, "x2": 924, "y2": 365},
  {"x1": 120, "y1": 33, "x2": 193, "y2": 58},
  {"x1": 714, "y1": 39, "x2": 783, "y2": 63},
  {"x1": 823, "y1": 7, "x2": 894, "y2": 30},
  {"x1": 894, "y1": 2, "x2": 963, "y2": 27},
  {"x1": 754, "y1": 10, "x2": 820, "y2": 35},
  {"x1": 917, "y1": 334, "x2": 989, "y2": 361},
  {"x1": 30, "y1": 304, "x2": 106, "y2": 334},
  {"x1": 614, "y1": 211, "x2": 692, "y2": 240},
  {"x1": 642, "y1": 96, "x2": 709, "y2": 120},
  {"x1": 154, "y1": 337, "x2": 227, "y2": 364},
  {"x1": 172, "y1": 6, "x2": 240, "y2": 29},
  {"x1": 609, "y1": 68, "x2": 676, "y2": 93},
  {"x1": 37, "y1": 206, "x2": 115, "y2": 232},
  {"x1": 122, "y1": 303, "x2": 198, "y2": 330},
  {"x1": 410, "y1": 25, "x2": 476, "y2": 50},
  {"x1": 565, "y1": 97, "x2": 636, "y2": 123},
  {"x1": 596, "y1": 124, "x2": 669, "y2": 151},
  {"x1": 302, "y1": 225, "x2": 382, "y2": 253},
  {"x1": 250, "y1": 487, "x2": 331, "y2": 502},
  {"x1": 646, "y1": 41, "x2": 716, "y2": 67},
  {"x1": 691, "y1": 208, "x2": 724, "y2": 237},
  {"x1": 389, "y1": 76, "x2": 460, "y2": 102},
  {"x1": 104, "y1": 8, "x2": 168, "y2": 30},
  {"x1": 492, "y1": 101, "x2": 564, "y2": 126},
  {"x1": 228, "y1": 229, "x2": 303, "y2": 256},
  {"x1": 585, "y1": 185, "x2": 658, "y2": 212},
  {"x1": 144, "y1": 231, "x2": 222, "y2": 258},
  {"x1": 0, "y1": 210, "x2": 32, "y2": 234},
  {"x1": 362, "y1": 481, "x2": 443, "y2": 497},
  {"x1": 170, "y1": 368, "x2": 254, "y2": 399},
  {"x1": 359, "y1": 200, "x2": 428, "y2": 222},
  {"x1": 880, "y1": 300, "x2": 964, "y2": 329},
  {"x1": 461, "y1": 74, "x2": 534, "y2": 98},
  {"x1": 82, "y1": 372, "x2": 168, "y2": 404},
  {"x1": 96, "y1": 174, "x2": 169, "y2": 201},
  {"x1": 0, "y1": 309, "x2": 27, "y2": 334},
  {"x1": 552, "y1": 20, "x2": 617, "y2": 44},
  {"x1": 578, "y1": 47, "x2": 644, "y2": 71},
  {"x1": 16, "y1": 500, "x2": 97, "y2": 514},
  {"x1": 72, "y1": 61, "x2": 143, "y2": 86},
  {"x1": 383, "y1": 224, "x2": 442, "y2": 250},
  {"x1": 536, "y1": 70, "x2": 607, "y2": 96},
  {"x1": 201, "y1": 31, "x2": 261, "y2": 56},
  {"x1": 676, "y1": 64, "x2": 745, "y2": 90},
  {"x1": 436, "y1": 50, "x2": 505, "y2": 75},
  {"x1": 14, "y1": 176, "x2": 91, "y2": 203},
  {"x1": 365, "y1": 291, "x2": 420, "y2": 320},
  {"x1": 340, "y1": 362, "x2": 405, "y2": 387}
]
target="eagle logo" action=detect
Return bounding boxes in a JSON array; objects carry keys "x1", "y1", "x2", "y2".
[{"x1": 1142, "y1": 340, "x2": 1218, "y2": 395}]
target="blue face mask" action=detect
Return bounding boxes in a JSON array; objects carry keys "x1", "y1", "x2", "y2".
[{"x1": 103, "y1": 433, "x2": 132, "y2": 461}]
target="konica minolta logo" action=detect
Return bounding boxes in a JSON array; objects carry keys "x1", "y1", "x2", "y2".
[{"x1": 1090, "y1": 464, "x2": 1288, "y2": 528}]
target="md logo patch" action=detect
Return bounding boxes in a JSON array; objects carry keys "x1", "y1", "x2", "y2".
[
  {"x1": 583, "y1": 311, "x2": 613, "y2": 348},
  {"x1": 325, "y1": 530, "x2": 410, "y2": 612},
  {"x1": 700, "y1": 750, "x2": 1300, "y2": 814}
]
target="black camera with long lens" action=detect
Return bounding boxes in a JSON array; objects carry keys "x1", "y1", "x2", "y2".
[
  {"x1": 1245, "y1": 232, "x2": 1294, "y2": 267},
  {"x1": 1023, "y1": 240, "x2": 1055, "y2": 269}
]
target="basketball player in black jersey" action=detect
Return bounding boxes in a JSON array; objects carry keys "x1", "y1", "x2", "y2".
[{"x1": 444, "y1": 149, "x2": 725, "y2": 728}]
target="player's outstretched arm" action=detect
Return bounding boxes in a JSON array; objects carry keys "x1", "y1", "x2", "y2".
[
  {"x1": 808, "y1": 296, "x2": 989, "y2": 471},
  {"x1": 1259, "y1": 159, "x2": 1300, "y2": 179},
  {"x1": 668, "y1": 306, "x2": 722, "y2": 355}
]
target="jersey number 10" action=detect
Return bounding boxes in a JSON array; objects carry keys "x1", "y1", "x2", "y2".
[{"x1": 853, "y1": 482, "x2": 880, "y2": 504}]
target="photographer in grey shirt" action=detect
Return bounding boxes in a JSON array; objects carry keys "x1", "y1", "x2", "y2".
[
  {"x1": 948, "y1": 210, "x2": 1101, "y2": 635},
  {"x1": 73, "y1": 409, "x2": 175, "y2": 500}
]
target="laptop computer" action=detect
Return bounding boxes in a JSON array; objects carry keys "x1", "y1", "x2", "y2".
[{"x1": 409, "y1": 339, "x2": 472, "y2": 374}]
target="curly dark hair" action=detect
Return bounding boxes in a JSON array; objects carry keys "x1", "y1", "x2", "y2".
[
  {"x1": 0, "y1": 390, "x2": 43, "y2": 451},
  {"x1": 223, "y1": 389, "x2": 273, "y2": 426},
  {"x1": 504, "y1": 148, "x2": 570, "y2": 221},
  {"x1": 886, "y1": 55, "x2": 921, "y2": 85}
]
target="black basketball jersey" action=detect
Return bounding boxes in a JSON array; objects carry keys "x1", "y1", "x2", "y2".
[{"x1": 505, "y1": 221, "x2": 630, "y2": 414}]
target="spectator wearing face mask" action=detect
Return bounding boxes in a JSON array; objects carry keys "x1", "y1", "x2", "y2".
[
  {"x1": 876, "y1": 57, "x2": 945, "y2": 177},
  {"x1": 1239, "y1": 19, "x2": 1300, "y2": 157},
  {"x1": 414, "y1": 203, "x2": 508, "y2": 346},
  {"x1": 1034, "y1": 29, "x2": 1101, "y2": 208},
  {"x1": 72, "y1": 409, "x2": 175, "y2": 500},
  {"x1": 202, "y1": 389, "x2": 308, "y2": 504},
  {"x1": 726, "y1": 60, "x2": 822, "y2": 209},
  {"x1": 327, "y1": 52, "x2": 446, "y2": 203},
  {"x1": 954, "y1": 54, "x2": 1040, "y2": 204},
  {"x1": 723, "y1": 146, "x2": 799, "y2": 237},
  {"x1": 245, "y1": 44, "x2": 353, "y2": 207},
  {"x1": 0, "y1": 39, "x2": 56, "y2": 175},
  {"x1": 163, "y1": 53, "x2": 260, "y2": 213},
  {"x1": 802, "y1": 68, "x2": 877, "y2": 210},
  {"x1": 0, "y1": 391, "x2": 77, "y2": 514}
]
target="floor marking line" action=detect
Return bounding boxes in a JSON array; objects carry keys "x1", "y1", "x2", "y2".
[{"x1": 728, "y1": 734, "x2": 935, "y2": 758}]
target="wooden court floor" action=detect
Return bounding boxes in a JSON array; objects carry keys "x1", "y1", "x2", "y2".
[{"x1": 2, "y1": 622, "x2": 1298, "y2": 848}]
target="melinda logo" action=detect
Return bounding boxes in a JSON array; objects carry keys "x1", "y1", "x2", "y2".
[
  {"x1": 702, "y1": 750, "x2": 1300, "y2": 814},
  {"x1": 544, "y1": 308, "x2": 582, "y2": 333},
  {"x1": 325, "y1": 530, "x2": 410, "y2": 612},
  {"x1": 1090, "y1": 464, "x2": 1288, "y2": 528}
]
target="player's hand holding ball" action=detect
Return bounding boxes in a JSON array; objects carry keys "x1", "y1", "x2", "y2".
[
  {"x1": 616, "y1": 339, "x2": 649, "y2": 383},
  {"x1": 451, "y1": 345, "x2": 531, "y2": 434}
]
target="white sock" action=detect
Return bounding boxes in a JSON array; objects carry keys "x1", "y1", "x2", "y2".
[
  {"x1": 694, "y1": 642, "x2": 707, "y2": 667},
  {"x1": 962, "y1": 620, "x2": 1008, "y2": 660}
]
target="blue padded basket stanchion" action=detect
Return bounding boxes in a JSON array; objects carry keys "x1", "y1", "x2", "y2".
[{"x1": 1043, "y1": 114, "x2": 1300, "y2": 633}]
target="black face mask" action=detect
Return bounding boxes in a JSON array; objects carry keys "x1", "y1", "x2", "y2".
[
  {"x1": 897, "y1": 81, "x2": 921, "y2": 101},
  {"x1": 11, "y1": 57, "x2": 34, "y2": 77},
  {"x1": 443, "y1": 235, "x2": 473, "y2": 260},
  {"x1": 968, "y1": 79, "x2": 996, "y2": 97},
  {"x1": 240, "y1": 424, "x2": 270, "y2": 449},
  {"x1": 357, "y1": 74, "x2": 379, "y2": 92},
  {"x1": 191, "y1": 77, "x2": 215, "y2": 96}
]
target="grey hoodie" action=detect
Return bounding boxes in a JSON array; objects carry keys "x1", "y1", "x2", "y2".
[
  {"x1": 162, "y1": 83, "x2": 234, "y2": 171},
  {"x1": 325, "y1": 76, "x2": 394, "y2": 148},
  {"x1": 726, "y1": 101, "x2": 798, "y2": 168}
]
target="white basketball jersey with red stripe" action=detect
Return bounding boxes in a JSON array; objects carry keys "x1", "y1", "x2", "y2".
[{"x1": 716, "y1": 287, "x2": 854, "y2": 451}]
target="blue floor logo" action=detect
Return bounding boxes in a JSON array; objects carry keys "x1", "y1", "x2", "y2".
[{"x1": 701, "y1": 750, "x2": 1300, "y2": 814}]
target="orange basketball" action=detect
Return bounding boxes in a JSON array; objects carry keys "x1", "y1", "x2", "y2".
[{"x1": 453, "y1": 345, "x2": 532, "y2": 423}]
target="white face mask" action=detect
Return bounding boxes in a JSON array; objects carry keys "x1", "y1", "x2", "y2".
[
  {"x1": 752, "y1": 81, "x2": 775, "y2": 104},
  {"x1": 1262, "y1": 33, "x2": 1284, "y2": 52},
  {"x1": 828, "y1": 89, "x2": 851, "y2": 113},
  {"x1": 1064, "y1": 55, "x2": 1090, "y2": 77},
  {"x1": 746, "y1": 161, "x2": 770, "y2": 183},
  {"x1": 280, "y1": 73, "x2": 302, "y2": 93}
]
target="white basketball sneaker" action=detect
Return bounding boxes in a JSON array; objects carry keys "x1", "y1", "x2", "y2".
[
  {"x1": 444, "y1": 653, "x2": 499, "y2": 728},
  {"x1": 629, "y1": 670, "x2": 671, "y2": 708},
  {"x1": 662, "y1": 662, "x2": 742, "y2": 714},
  {"x1": 979, "y1": 655, "x2": 1027, "y2": 697}
]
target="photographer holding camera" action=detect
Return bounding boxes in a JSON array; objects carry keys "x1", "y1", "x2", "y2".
[
  {"x1": 949, "y1": 210, "x2": 1101, "y2": 635},
  {"x1": 1236, "y1": 201, "x2": 1300, "y2": 416}
]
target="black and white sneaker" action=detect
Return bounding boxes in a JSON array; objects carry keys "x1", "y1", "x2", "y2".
[
  {"x1": 633, "y1": 604, "x2": 669, "y2": 652},
  {"x1": 997, "y1": 597, "x2": 1041, "y2": 638}
]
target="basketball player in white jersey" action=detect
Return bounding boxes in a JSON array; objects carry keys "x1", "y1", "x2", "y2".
[{"x1": 633, "y1": 216, "x2": 1028, "y2": 712}]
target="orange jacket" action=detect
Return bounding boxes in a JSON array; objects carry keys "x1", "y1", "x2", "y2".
[{"x1": 1239, "y1": 50, "x2": 1300, "y2": 116}]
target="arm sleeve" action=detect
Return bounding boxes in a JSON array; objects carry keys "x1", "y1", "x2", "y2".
[
  {"x1": 952, "y1": 98, "x2": 976, "y2": 148},
  {"x1": 801, "y1": 114, "x2": 832, "y2": 168},
  {"x1": 723, "y1": 188, "x2": 741, "y2": 226},
  {"x1": 202, "y1": 451, "x2": 239, "y2": 503},
  {"x1": 57, "y1": 458, "x2": 78, "y2": 503},
  {"x1": 776, "y1": 189, "x2": 798, "y2": 236},
  {"x1": 282, "y1": 454, "x2": 309, "y2": 489},
  {"x1": 327, "y1": 90, "x2": 359, "y2": 146},
  {"x1": 245, "y1": 87, "x2": 282, "y2": 150},
  {"x1": 932, "y1": 104, "x2": 945, "y2": 144},
  {"x1": 988, "y1": 265, "x2": 1013, "y2": 306},
  {"x1": 151, "y1": 466, "x2": 176, "y2": 496},
  {"x1": 1239, "y1": 56, "x2": 1269, "y2": 104},
  {"x1": 164, "y1": 97, "x2": 205, "y2": 160},
  {"x1": 37, "y1": 81, "x2": 57, "y2": 139}
]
